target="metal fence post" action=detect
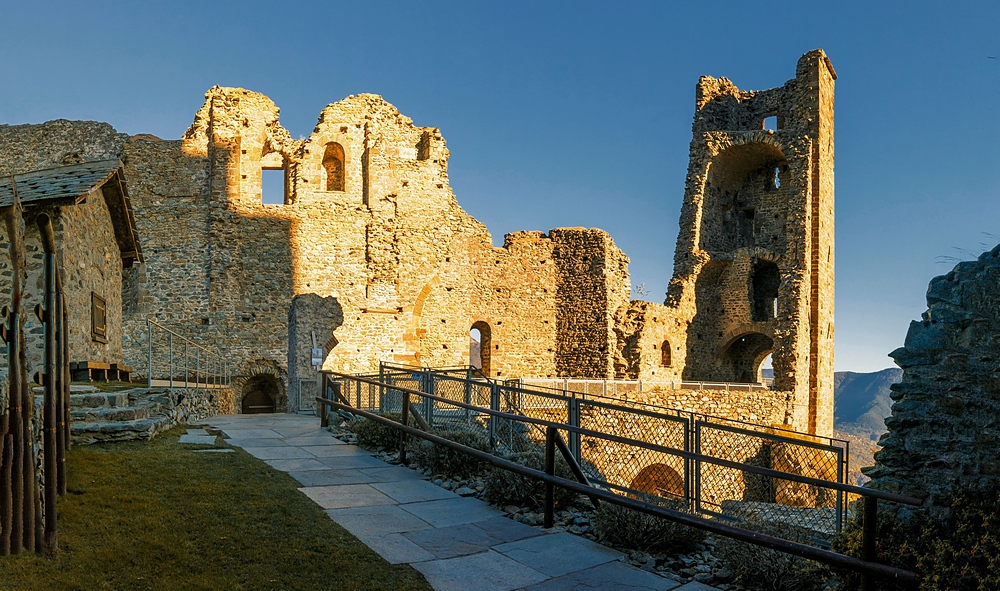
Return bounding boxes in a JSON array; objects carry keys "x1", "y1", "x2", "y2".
[
  {"x1": 489, "y1": 383, "x2": 500, "y2": 451},
  {"x1": 568, "y1": 395, "x2": 581, "y2": 464},
  {"x1": 543, "y1": 426, "x2": 556, "y2": 528},
  {"x1": 184, "y1": 342, "x2": 188, "y2": 388},
  {"x1": 196, "y1": 350, "x2": 200, "y2": 389},
  {"x1": 399, "y1": 391, "x2": 410, "y2": 465},
  {"x1": 168, "y1": 333, "x2": 173, "y2": 388},
  {"x1": 146, "y1": 319, "x2": 152, "y2": 388}
]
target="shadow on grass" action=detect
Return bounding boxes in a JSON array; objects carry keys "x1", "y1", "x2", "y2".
[{"x1": 0, "y1": 427, "x2": 432, "y2": 591}]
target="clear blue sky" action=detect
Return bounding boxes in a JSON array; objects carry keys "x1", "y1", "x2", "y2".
[{"x1": 3, "y1": 1, "x2": 998, "y2": 372}]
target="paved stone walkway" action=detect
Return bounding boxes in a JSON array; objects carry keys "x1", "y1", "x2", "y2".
[{"x1": 196, "y1": 413, "x2": 721, "y2": 591}]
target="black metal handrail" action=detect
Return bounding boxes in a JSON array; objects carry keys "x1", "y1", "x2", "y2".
[{"x1": 316, "y1": 384, "x2": 921, "y2": 587}]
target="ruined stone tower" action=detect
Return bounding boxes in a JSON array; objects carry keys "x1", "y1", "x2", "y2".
[{"x1": 669, "y1": 49, "x2": 836, "y2": 435}]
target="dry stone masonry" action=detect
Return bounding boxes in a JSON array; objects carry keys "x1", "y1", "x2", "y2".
[
  {"x1": 0, "y1": 49, "x2": 836, "y2": 436},
  {"x1": 865, "y1": 243, "x2": 1000, "y2": 514}
]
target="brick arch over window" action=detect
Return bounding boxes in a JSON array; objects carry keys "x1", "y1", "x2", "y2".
[{"x1": 323, "y1": 142, "x2": 345, "y2": 192}]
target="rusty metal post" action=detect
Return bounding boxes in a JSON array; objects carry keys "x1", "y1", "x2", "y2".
[
  {"x1": 399, "y1": 391, "x2": 410, "y2": 465},
  {"x1": 544, "y1": 426, "x2": 556, "y2": 528},
  {"x1": 861, "y1": 496, "x2": 878, "y2": 591},
  {"x1": 37, "y1": 214, "x2": 58, "y2": 555}
]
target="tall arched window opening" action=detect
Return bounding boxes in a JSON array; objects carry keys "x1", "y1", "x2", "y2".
[
  {"x1": 660, "y1": 340, "x2": 672, "y2": 367},
  {"x1": 470, "y1": 321, "x2": 492, "y2": 376},
  {"x1": 323, "y1": 143, "x2": 345, "y2": 192}
]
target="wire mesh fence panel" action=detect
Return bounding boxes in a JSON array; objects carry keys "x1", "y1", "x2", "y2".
[
  {"x1": 695, "y1": 420, "x2": 845, "y2": 539},
  {"x1": 578, "y1": 399, "x2": 689, "y2": 503},
  {"x1": 567, "y1": 379, "x2": 604, "y2": 396},
  {"x1": 606, "y1": 381, "x2": 640, "y2": 398}
]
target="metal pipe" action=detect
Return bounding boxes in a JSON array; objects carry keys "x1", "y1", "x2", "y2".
[{"x1": 543, "y1": 426, "x2": 555, "y2": 528}]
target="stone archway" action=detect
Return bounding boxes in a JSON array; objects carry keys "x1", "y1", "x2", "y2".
[
  {"x1": 234, "y1": 359, "x2": 288, "y2": 413},
  {"x1": 719, "y1": 332, "x2": 774, "y2": 384},
  {"x1": 631, "y1": 463, "x2": 684, "y2": 498}
]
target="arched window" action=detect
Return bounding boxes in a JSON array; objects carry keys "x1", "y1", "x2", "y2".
[
  {"x1": 323, "y1": 143, "x2": 345, "y2": 192},
  {"x1": 470, "y1": 321, "x2": 492, "y2": 376},
  {"x1": 660, "y1": 340, "x2": 671, "y2": 367}
]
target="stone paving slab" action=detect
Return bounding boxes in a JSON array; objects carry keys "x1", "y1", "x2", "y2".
[
  {"x1": 284, "y1": 435, "x2": 347, "y2": 446},
  {"x1": 299, "y1": 484, "x2": 396, "y2": 509},
  {"x1": 413, "y1": 549, "x2": 549, "y2": 591},
  {"x1": 326, "y1": 505, "x2": 433, "y2": 536},
  {"x1": 359, "y1": 532, "x2": 436, "y2": 565},
  {"x1": 241, "y1": 446, "x2": 316, "y2": 460},
  {"x1": 299, "y1": 444, "x2": 364, "y2": 457},
  {"x1": 400, "y1": 497, "x2": 504, "y2": 528},
  {"x1": 468, "y1": 516, "x2": 544, "y2": 544},
  {"x1": 225, "y1": 438, "x2": 290, "y2": 448},
  {"x1": 289, "y1": 469, "x2": 379, "y2": 487},
  {"x1": 404, "y1": 522, "x2": 521, "y2": 560},
  {"x1": 192, "y1": 449, "x2": 235, "y2": 453},
  {"x1": 319, "y1": 455, "x2": 390, "y2": 469},
  {"x1": 265, "y1": 458, "x2": 330, "y2": 472},
  {"x1": 518, "y1": 560, "x2": 681, "y2": 591},
  {"x1": 178, "y1": 434, "x2": 217, "y2": 444},
  {"x1": 371, "y1": 479, "x2": 460, "y2": 504},
  {"x1": 219, "y1": 428, "x2": 282, "y2": 439},
  {"x1": 186, "y1": 428, "x2": 210, "y2": 435},
  {"x1": 357, "y1": 466, "x2": 425, "y2": 482},
  {"x1": 494, "y1": 532, "x2": 622, "y2": 578}
]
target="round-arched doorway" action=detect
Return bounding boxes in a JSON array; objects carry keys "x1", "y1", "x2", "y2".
[
  {"x1": 241, "y1": 373, "x2": 280, "y2": 414},
  {"x1": 630, "y1": 463, "x2": 684, "y2": 498}
]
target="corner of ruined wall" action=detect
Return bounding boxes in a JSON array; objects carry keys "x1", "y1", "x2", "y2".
[{"x1": 864, "y1": 244, "x2": 1000, "y2": 514}]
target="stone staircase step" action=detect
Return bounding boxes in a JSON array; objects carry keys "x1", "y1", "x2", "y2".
[
  {"x1": 71, "y1": 416, "x2": 172, "y2": 445},
  {"x1": 69, "y1": 392, "x2": 132, "y2": 409},
  {"x1": 70, "y1": 405, "x2": 151, "y2": 424}
]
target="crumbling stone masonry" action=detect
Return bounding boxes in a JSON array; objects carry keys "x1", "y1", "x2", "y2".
[
  {"x1": 0, "y1": 49, "x2": 836, "y2": 437},
  {"x1": 614, "y1": 49, "x2": 837, "y2": 436},
  {"x1": 864, "y1": 244, "x2": 1000, "y2": 514}
]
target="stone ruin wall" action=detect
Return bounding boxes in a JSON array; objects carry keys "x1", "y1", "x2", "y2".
[
  {"x1": 0, "y1": 49, "x2": 835, "y2": 438},
  {"x1": 865, "y1": 244, "x2": 1000, "y2": 516}
]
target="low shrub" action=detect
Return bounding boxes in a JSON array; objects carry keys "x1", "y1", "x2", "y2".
[
  {"x1": 351, "y1": 413, "x2": 409, "y2": 450},
  {"x1": 591, "y1": 495, "x2": 705, "y2": 554},
  {"x1": 832, "y1": 487, "x2": 1000, "y2": 591},
  {"x1": 409, "y1": 428, "x2": 491, "y2": 478},
  {"x1": 716, "y1": 518, "x2": 828, "y2": 591},
  {"x1": 483, "y1": 448, "x2": 581, "y2": 509}
]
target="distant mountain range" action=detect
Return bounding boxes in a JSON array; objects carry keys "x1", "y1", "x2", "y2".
[{"x1": 834, "y1": 367, "x2": 901, "y2": 439}]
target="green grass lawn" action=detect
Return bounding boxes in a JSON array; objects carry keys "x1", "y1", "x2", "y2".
[{"x1": 0, "y1": 429, "x2": 432, "y2": 591}]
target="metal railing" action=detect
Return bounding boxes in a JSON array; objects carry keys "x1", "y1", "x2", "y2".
[
  {"x1": 334, "y1": 364, "x2": 851, "y2": 537},
  {"x1": 143, "y1": 319, "x2": 231, "y2": 389},
  {"x1": 317, "y1": 372, "x2": 923, "y2": 589},
  {"x1": 519, "y1": 376, "x2": 774, "y2": 393}
]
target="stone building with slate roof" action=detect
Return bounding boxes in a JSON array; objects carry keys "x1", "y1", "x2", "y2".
[{"x1": 0, "y1": 159, "x2": 142, "y2": 378}]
